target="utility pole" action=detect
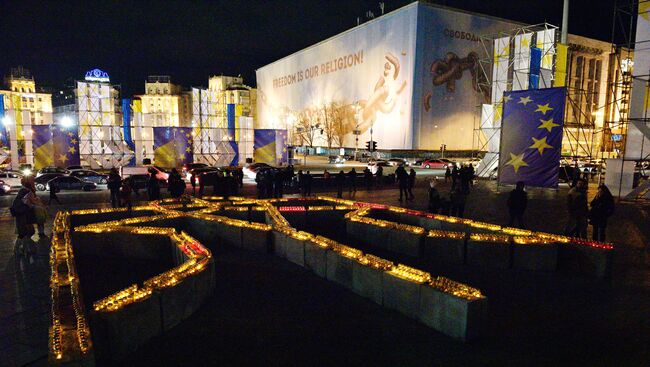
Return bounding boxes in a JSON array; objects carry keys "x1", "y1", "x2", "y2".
[{"x1": 561, "y1": 0, "x2": 569, "y2": 44}]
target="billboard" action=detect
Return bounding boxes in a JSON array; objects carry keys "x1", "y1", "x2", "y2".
[
  {"x1": 413, "y1": 5, "x2": 518, "y2": 150},
  {"x1": 256, "y1": 3, "x2": 418, "y2": 149},
  {"x1": 256, "y1": 2, "x2": 518, "y2": 150}
]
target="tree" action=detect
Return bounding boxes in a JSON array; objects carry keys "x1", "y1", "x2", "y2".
[
  {"x1": 322, "y1": 102, "x2": 347, "y2": 149},
  {"x1": 295, "y1": 107, "x2": 320, "y2": 148}
]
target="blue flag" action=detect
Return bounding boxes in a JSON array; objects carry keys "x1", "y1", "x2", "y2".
[{"x1": 498, "y1": 87, "x2": 566, "y2": 188}]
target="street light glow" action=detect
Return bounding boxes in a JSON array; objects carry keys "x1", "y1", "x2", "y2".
[
  {"x1": 60, "y1": 116, "x2": 74, "y2": 128},
  {"x1": 2, "y1": 116, "x2": 12, "y2": 126}
]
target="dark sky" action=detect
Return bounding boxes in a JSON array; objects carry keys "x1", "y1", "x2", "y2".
[{"x1": 1, "y1": 0, "x2": 617, "y2": 97}]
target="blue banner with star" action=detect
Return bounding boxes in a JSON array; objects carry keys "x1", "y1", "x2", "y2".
[
  {"x1": 498, "y1": 87, "x2": 566, "y2": 188},
  {"x1": 52, "y1": 126, "x2": 81, "y2": 167},
  {"x1": 153, "y1": 127, "x2": 193, "y2": 169}
]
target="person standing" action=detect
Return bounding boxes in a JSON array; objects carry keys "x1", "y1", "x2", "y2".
[
  {"x1": 147, "y1": 171, "x2": 161, "y2": 201},
  {"x1": 449, "y1": 186, "x2": 467, "y2": 218},
  {"x1": 121, "y1": 180, "x2": 133, "y2": 211},
  {"x1": 168, "y1": 168, "x2": 184, "y2": 198},
  {"x1": 107, "y1": 168, "x2": 122, "y2": 208},
  {"x1": 274, "y1": 169, "x2": 284, "y2": 198},
  {"x1": 589, "y1": 184, "x2": 615, "y2": 241},
  {"x1": 47, "y1": 181, "x2": 61, "y2": 205},
  {"x1": 408, "y1": 168, "x2": 416, "y2": 200},
  {"x1": 565, "y1": 179, "x2": 588, "y2": 238},
  {"x1": 304, "y1": 170, "x2": 313, "y2": 196},
  {"x1": 376, "y1": 165, "x2": 383, "y2": 188},
  {"x1": 363, "y1": 167, "x2": 373, "y2": 190},
  {"x1": 451, "y1": 165, "x2": 459, "y2": 189},
  {"x1": 255, "y1": 170, "x2": 265, "y2": 199},
  {"x1": 507, "y1": 181, "x2": 528, "y2": 228},
  {"x1": 190, "y1": 172, "x2": 197, "y2": 196},
  {"x1": 395, "y1": 164, "x2": 409, "y2": 201},
  {"x1": 347, "y1": 168, "x2": 357, "y2": 196},
  {"x1": 296, "y1": 170, "x2": 304, "y2": 197},
  {"x1": 11, "y1": 176, "x2": 37, "y2": 256},
  {"x1": 444, "y1": 166, "x2": 451, "y2": 183},
  {"x1": 427, "y1": 178, "x2": 441, "y2": 213},
  {"x1": 335, "y1": 170, "x2": 345, "y2": 198}
]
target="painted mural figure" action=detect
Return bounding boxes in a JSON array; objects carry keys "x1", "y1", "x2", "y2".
[{"x1": 357, "y1": 52, "x2": 408, "y2": 132}]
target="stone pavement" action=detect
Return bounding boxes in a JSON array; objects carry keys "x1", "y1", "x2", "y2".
[{"x1": 0, "y1": 180, "x2": 648, "y2": 366}]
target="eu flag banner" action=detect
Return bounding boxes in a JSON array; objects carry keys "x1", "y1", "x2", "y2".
[
  {"x1": 52, "y1": 126, "x2": 81, "y2": 167},
  {"x1": 153, "y1": 127, "x2": 193, "y2": 169},
  {"x1": 498, "y1": 87, "x2": 566, "y2": 188}
]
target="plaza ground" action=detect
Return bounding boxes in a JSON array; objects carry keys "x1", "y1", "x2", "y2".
[{"x1": 0, "y1": 175, "x2": 649, "y2": 366}]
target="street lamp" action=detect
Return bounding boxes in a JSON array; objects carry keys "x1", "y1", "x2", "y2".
[
  {"x1": 2, "y1": 116, "x2": 12, "y2": 127},
  {"x1": 60, "y1": 115, "x2": 74, "y2": 129}
]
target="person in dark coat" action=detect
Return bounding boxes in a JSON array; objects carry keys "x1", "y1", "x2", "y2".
[
  {"x1": 168, "y1": 168, "x2": 184, "y2": 198},
  {"x1": 255, "y1": 170, "x2": 265, "y2": 198},
  {"x1": 451, "y1": 165, "x2": 459, "y2": 189},
  {"x1": 190, "y1": 172, "x2": 197, "y2": 195},
  {"x1": 449, "y1": 186, "x2": 467, "y2": 218},
  {"x1": 335, "y1": 170, "x2": 345, "y2": 198},
  {"x1": 589, "y1": 184, "x2": 615, "y2": 241},
  {"x1": 147, "y1": 171, "x2": 161, "y2": 201},
  {"x1": 375, "y1": 165, "x2": 383, "y2": 188},
  {"x1": 427, "y1": 178, "x2": 441, "y2": 213},
  {"x1": 565, "y1": 179, "x2": 588, "y2": 238},
  {"x1": 12, "y1": 176, "x2": 36, "y2": 255},
  {"x1": 363, "y1": 167, "x2": 373, "y2": 190},
  {"x1": 273, "y1": 169, "x2": 284, "y2": 198},
  {"x1": 107, "y1": 168, "x2": 122, "y2": 208},
  {"x1": 304, "y1": 171, "x2": 313, "y2": 196},
  {"x1": 507, "y1": 181, "x2": 528, "y2": 228},
  {"x1": 444, "y1": 166, "x2": 451, "y2": 183},
  {"x1": 395, "y1": 164, "x2": 409, "y2": 201},
  {"x1": 407, "y1": 168, "x2": 416, "y2": 200},
  {"x1": 47, "y1": 181, "x2": 61, "y2": 205},
  {"x1": 347, "y1": 168, "x2": 357, "y2": 195}
]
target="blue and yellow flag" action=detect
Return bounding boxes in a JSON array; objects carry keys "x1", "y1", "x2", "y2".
[
  {"x1": 52, "y1": 126, "x2": 80, "y2": 167},
  {"x1": 498, "y1": 87, "x2": 566, "y2": 188},
  {"x1": 153, "y1": 127, "x2": 193, "y2": 169},
  {"x1": 32, "y1": 125, "x2": 54, "y2": 169},
  {"x1": 254, "y1": 129, "x2": 277, "y2": 164}
]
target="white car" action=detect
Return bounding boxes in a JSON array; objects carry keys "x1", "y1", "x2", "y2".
[
  {"x1": 0, "y1": 171, "x2": 23, "y2": 187},
  {"x1": 367, "y1": 160, "x2": 390, "y2": 174}
]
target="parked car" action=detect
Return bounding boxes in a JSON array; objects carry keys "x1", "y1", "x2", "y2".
[
  {"x1": 387, "y1": 158, "x2": 407, "y2": 167},
  {"x1": 182, "y1": 162, "x2": 209, "y2": 177},
  {"x1": 328, "y1": 155, "x2": 346, "y2": 164},
  {"x1": 35, "y1": 173, "x2": 65, "y2": 191},
  {"x1": 243, "y1": 163, "x2": 272, "y2": 179},
  {"x1": 0, "y1": 180, "x2": 11, "y2": 195},
  {"x1": 127, "y1": 174, "x2": 150, "y2": 190},
  {"x1": 188, "y1": 167, "x2": 220, "y2": 179},
  {"x1": 47, "y1": 176, "x2": 97, "y2": 192},
  {"x1": 148, "y1": 166, "x2": 169, "y2": 183},
  {"x1": 69, "y1": 170, "x2": 109, "y2": 184},
  {"x1": 367, "y1": 160, "x2": 390, "y2": 174},
  {"x1": 421, "y1": 159, "x2": 453, "y2": 169},
  {"x1": 0, "y1": 171, "x2": 23, "y2": 187},
  {"x1": 66, "y1": 165, "x2": 84, "y2": 171},
  {"x1": 37, "y1": 166, "x2": 69, "y2": 177}
]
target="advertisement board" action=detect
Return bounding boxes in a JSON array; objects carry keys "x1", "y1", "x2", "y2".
[
  {"x1": 256, "y1": 3, "x2": 418, "y2": 149},
  {"x1": 413, "y1": 5, "x2": 517, "y2": 150}
]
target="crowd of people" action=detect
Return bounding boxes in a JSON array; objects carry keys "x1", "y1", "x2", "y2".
[{"x1": 10, "y1": 159, "x2": 619, "y2": 258}]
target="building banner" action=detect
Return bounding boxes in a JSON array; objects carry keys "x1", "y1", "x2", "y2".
[
  {"x1": 513, "y1": 33, "x2": 532, "y2": 91},
  {"x1": 32, "y1": 125, "x2": 53, "y2": 169},
  {"x1": 491, "y1": 36, "x2": 510, "y2": 104},
  {"x1": 529, "y1": 47, "x2": 542, "y2": 89},
  {"x1": 0, "y1": 96, "x2": 8, "y2": 147},
  {"x1": 153, "y1": 127, "x2": 193, "y2": 169},
  {"x1": 52, "y1": 126, "x2": 81, "y2": 167},
  {"x1": 253, "y1": 129, "x2": 288, "y2": 165},
  {"x1": 626, "y1": 1, "x2": 650, "y2": 160},
  {"x1": 498, "y1": 87, "x2": 566, "y2": 188}
]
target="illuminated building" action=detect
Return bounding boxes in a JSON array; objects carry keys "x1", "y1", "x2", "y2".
[{"x1": 0, "y1": 66, "x2": 53, "y2": 168}]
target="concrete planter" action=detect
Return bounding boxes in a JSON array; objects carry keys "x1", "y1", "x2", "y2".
[
  {"x1": 272, "y1": 231, "x2": 287, "y2": 258},
  {"x1": 241, "y1": 228, "x2": 271, "y2": 253},
  {"x1": 419, "y1": 286, "x2": 487, "y2": 341},
  {"x1": 345, "y1": 220, "x2": 369, "y2": 243},
  {"x1": 424, "y1": 235, "x2": 466, "y2": 265},
  {"x1": 90, "y1": 294, "x2": 162, "y2": 361},
  {"x1": 284, "y1": 235, "x2": 306, "y2": 267},
  {"x1": 558, "y1": 243, "x2": 613, "y2": 279},
  {"x1": 215, "y1": 225, "x2": 243, "y2": 248},
  {"x1": 326, "y1": 251, "x2": 355, "y2": 290},
  {"x1": 304, "y1": 241, "x2": 328, "y2": 278},
  {"x1": 352, "y1": 262, "x2": 384, "y2": 305},
  {"x1": 388, "y1": 229, "x2": 424, "y2": 257},
  {"x1": 382, "y1": 273, "x2": 421, "y2": 319},
  {"x1": 512, "y1": 242, "x2": 559, "y2": 272},
  {"x1": 466, "y1": 238, "x2": 511, "y2": 269}
]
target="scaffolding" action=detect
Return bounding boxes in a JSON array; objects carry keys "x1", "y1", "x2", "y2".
[
  {"x1": 473, "y1": 23, "x2": 560, "y2": 178},
  {"x1": 605, "y1": 0, "x2": 650, "y2": 199}
]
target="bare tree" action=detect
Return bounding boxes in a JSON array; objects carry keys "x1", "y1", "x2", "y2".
[
  {"x1": 295, "y1": 107, "x2": 320, "y2": 148},
  {"x1": 322, "y1": 102, "x2": 347, "y2": 149}
]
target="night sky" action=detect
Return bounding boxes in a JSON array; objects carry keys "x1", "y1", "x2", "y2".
[{"x1": 1, "y1": 0, "x2": 616, "y2": 97}]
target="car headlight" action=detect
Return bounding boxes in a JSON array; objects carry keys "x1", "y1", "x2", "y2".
[
  {"x1": 2, "y1": 184, "x2": 9, "y2": 191},
  {"x1": 21, "y1": 168, "x2": 32, "y2": 176}
]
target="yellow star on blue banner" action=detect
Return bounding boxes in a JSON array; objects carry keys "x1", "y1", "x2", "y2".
[
  {"x1": 505, "y1": 152, "x2": 528, "y2": 173},
  {"x1": 535, "y1": 103, "x2": 553, "y2": 114},
  {"x1": 529, "y1": 137, "x2": 553, "y2": 155}
]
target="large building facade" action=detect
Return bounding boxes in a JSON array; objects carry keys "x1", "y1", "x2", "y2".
[
  {"x1": 257, "y1": 1, "x2": 631, "y2": 160},
  {"x1": 0, "y1": 66, "x2": 53, "y2": 168}
]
